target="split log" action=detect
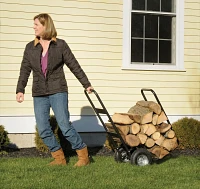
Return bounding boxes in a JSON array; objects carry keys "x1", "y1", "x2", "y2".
[
  {"x1": 105, "y1": 134, "x2": 125, "y2": 145},
  {"x1": 164, "y1": 129, "x2": 175, "y2": 139},
  {"x1": 155, "y1": 135, "x2": 165, "y2": 145},
  {"x1": 129, "y1": 123, "x2": 140, "y2": 134},
  {"x1": 125, "y1": 113, "x2": 141, "y2": 123},
  {"x1": 128, "y1": 104, "x2": 153, "y2": 124},
  {"x1": 137, "y1": 133, "x2": 147, "y2": 144},
  {"x1": 157, "y1": 111, "x2": 168, "y2": 124},
  {"x1": 140, "y1": 124, "x2": 149, "y2": 134},
  {"x1": 152, "y1": 114, "x2": 158, "y2": 125},
  {"x1": 136, "y1": 100, "x2": 161, "y2": 115},
  {"x1": 148, "y1": 146, "x2": 169, "y2": 159},
  {"x1": 159, "y1": 147, "x2": 170, "y2": 159},
  {"x1": 161, "y1": 137, "x2": 178, "y2": 151},
  {"x1": 145, "y1": 138, "x2": 155, "y2": 148},
  {"x1": 148, "y1": 146, "x2": 161, "y2": 158},
  {"x1": 151, "y1": 131, "x2": 161, "y2": 140},
  {"x1": 145, "y1": 124, "x2": 157, "y2": 136},
  {"x1": 157, "y1": 122, "x2": 171, "y2": 133},
  {"x1": 105, "y1": 123, "x2": 127, "y2": 145},
  {"x1": 105, "y1": 123, "x2": 130, "y2": 136},
  {"x1": 125, "y1": 134, "x2": 140, "y2": 147},
  {"x1": 112, "y1": 113, "x2": 134, "y2": 125}
]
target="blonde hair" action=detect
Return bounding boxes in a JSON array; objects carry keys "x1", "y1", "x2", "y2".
[{"x1": 34, "y1": 13, "x2": 57, "y2": 40}]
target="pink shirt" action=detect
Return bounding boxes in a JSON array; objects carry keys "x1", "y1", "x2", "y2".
[{"x1": 41, "y1": 51, "x2": 48, "y2": 77}]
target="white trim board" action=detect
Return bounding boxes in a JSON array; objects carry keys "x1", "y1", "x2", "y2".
[
  {"x1": 0, "y1": 115, "x2": 106, "y2": 133},
  {"x1": 122, "y1": 0, "x2": 185, "y2": 71},
  {"x1": 1, "y1": 115, "x2": 200, "y2": 134}
]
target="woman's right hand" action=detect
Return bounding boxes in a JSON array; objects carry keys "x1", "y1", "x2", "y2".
[{"x1": 16, "y1": 92, "x2": 24, "y2": 103}]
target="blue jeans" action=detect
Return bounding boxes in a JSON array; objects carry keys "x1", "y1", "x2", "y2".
[{"x1": 33, "y1": 92, "x2": 86, "y2": 152}]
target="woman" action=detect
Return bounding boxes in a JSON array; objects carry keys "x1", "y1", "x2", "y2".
[{"x1": 16, "y1": 13, "x2": 93, "y2": 166}]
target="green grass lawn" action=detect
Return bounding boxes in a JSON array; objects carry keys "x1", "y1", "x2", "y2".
[{"x1": 0, "y1": 155, "x2": 199, "y2": 189}]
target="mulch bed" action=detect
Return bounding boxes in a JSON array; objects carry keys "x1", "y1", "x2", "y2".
[
  {"x1": 0, "y1": 146, "x2": 200, "y2": 158},
  {"x1": 0, "y1": 146, "x2": 114, "y2": 158}
]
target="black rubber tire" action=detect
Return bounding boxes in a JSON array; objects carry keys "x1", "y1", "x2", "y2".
[
  {"x1": 130, "y1": 148, "x2": 152, "y2": 166},
  {"x1": 114, "y1": 148, "x2": 130, "y2": 163}
]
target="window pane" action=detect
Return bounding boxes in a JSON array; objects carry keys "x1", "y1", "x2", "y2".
[
  {"x1": 131, "y1": 39, "x2": 143, "y2": 62},
  {"x1": 145, "y1": 40, "x2": 158, "y2": 62},
  {"x1": 159, "y1": 40, "x2": 171, "y2": 63},
  {"x1": 145, "y1": 15, "x2": 158, "y2": 38},
  {"x1": 161, "y1": 0, "x2": 172, "y2": 12},
  {"x1": 159, "y1": 16, "x2": 172, "y2": 39},
  {"x1": 132, "y1": 0, "x2": 145, "y2": 10},
  {"x1": 147, "y1": 0, "x2": 160, "y2": 11},
  {"x1": 131, "y1": 14, "x2": 144, "y2": 37}
]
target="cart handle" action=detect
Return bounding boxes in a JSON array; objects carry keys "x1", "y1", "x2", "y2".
[
  {"x1": 141, "y1": 89, "x2": 162, "y2": 107},
  {"x1": 84, "y1": 89, "x2": 108, "y2": 114},
  {"x1": 141, "y1": 88, "x2": 171, "y2": 125}
]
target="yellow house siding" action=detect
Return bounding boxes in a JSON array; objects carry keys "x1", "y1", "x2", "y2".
[
  {"x1": 0, "y1": 0, "x2": 123, "y2": 115},
  {"x1": 183, "y1": 0, "x2": 200, "y2": 116},
  {"x1": 0, "y1": 0, "x2": 200, "y2": 117}
]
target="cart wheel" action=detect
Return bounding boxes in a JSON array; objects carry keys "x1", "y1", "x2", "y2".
[
  {"x1": 114, "y1": 148, "x2": 130, "y2": 163},
  {"x1": 130, "y1": 148, "x2": 152, "y2": 166}
]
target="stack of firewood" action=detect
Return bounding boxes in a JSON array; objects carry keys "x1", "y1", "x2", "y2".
[{"x1": 105, "y1": 100, "x2": 178, "y2": 159}]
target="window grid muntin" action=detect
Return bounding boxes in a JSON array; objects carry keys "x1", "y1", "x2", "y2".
[
  {"x1": 131, "y1": 1, "x2": 176, "y2": 65},
  {"x1": 132, "y1": 0, "x2": 174, "y2": 13}
]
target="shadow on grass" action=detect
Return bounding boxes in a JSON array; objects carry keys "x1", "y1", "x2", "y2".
[{"x1": 152, "y1": 153, "x2": 175, "y2": 165}]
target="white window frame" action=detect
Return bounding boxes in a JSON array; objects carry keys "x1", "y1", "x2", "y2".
[{"x1": 122, "y1": 0, "x2": 185, "y2": 71}]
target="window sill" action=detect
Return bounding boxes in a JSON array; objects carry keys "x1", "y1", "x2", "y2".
[{"x1": 122, "y1": 64, "x2": 186, "y2": 72}]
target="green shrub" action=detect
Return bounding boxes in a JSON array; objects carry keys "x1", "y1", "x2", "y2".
[
  {"x1": 0, "y1": 125, "x2": 10, "y2": 151},
  {"x1": 172, "y1": 117, "x2": 200, "y2": 149},
  {"x1": 35, "y1": 115, "x2": 71, "y2": 153}
]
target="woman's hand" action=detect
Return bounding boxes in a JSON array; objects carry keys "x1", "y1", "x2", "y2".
[
  {"x1": 86, "y1": 86, "x2": 94, "y2": 94},
  {"x1": 16, "y1": 92, "x2": 24, "y2": 103}
]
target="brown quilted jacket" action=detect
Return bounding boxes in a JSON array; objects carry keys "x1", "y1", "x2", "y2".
[{"x1": 16, "y1": 38, "x2": 91, "y2": 97}]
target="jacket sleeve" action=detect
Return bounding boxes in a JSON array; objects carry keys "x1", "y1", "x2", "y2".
[
  {"x1": 16, "y1": 45, "x2": 32, "y2": 94},
  {"x1": 62, "y1": 40, "x2": 91, "y2": 89}
]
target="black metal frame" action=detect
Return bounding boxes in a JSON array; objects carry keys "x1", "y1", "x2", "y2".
[
  {"x1": 141, "y1": 88, "x2": 171, "y2": 125},
  {"x1": 84, "y1": 88, "x2": 171, "y2": 161},
  {"x1": 84, "y1": 89, "x2": 131, "y2": 158}
]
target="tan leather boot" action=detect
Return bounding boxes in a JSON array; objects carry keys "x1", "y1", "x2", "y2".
[
  {"x1": 49, "y1": 148, "x2": 66, "y2": 165},
  {"x1": 74, "y1": 146, "x2": 90, "y2": 167}
]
